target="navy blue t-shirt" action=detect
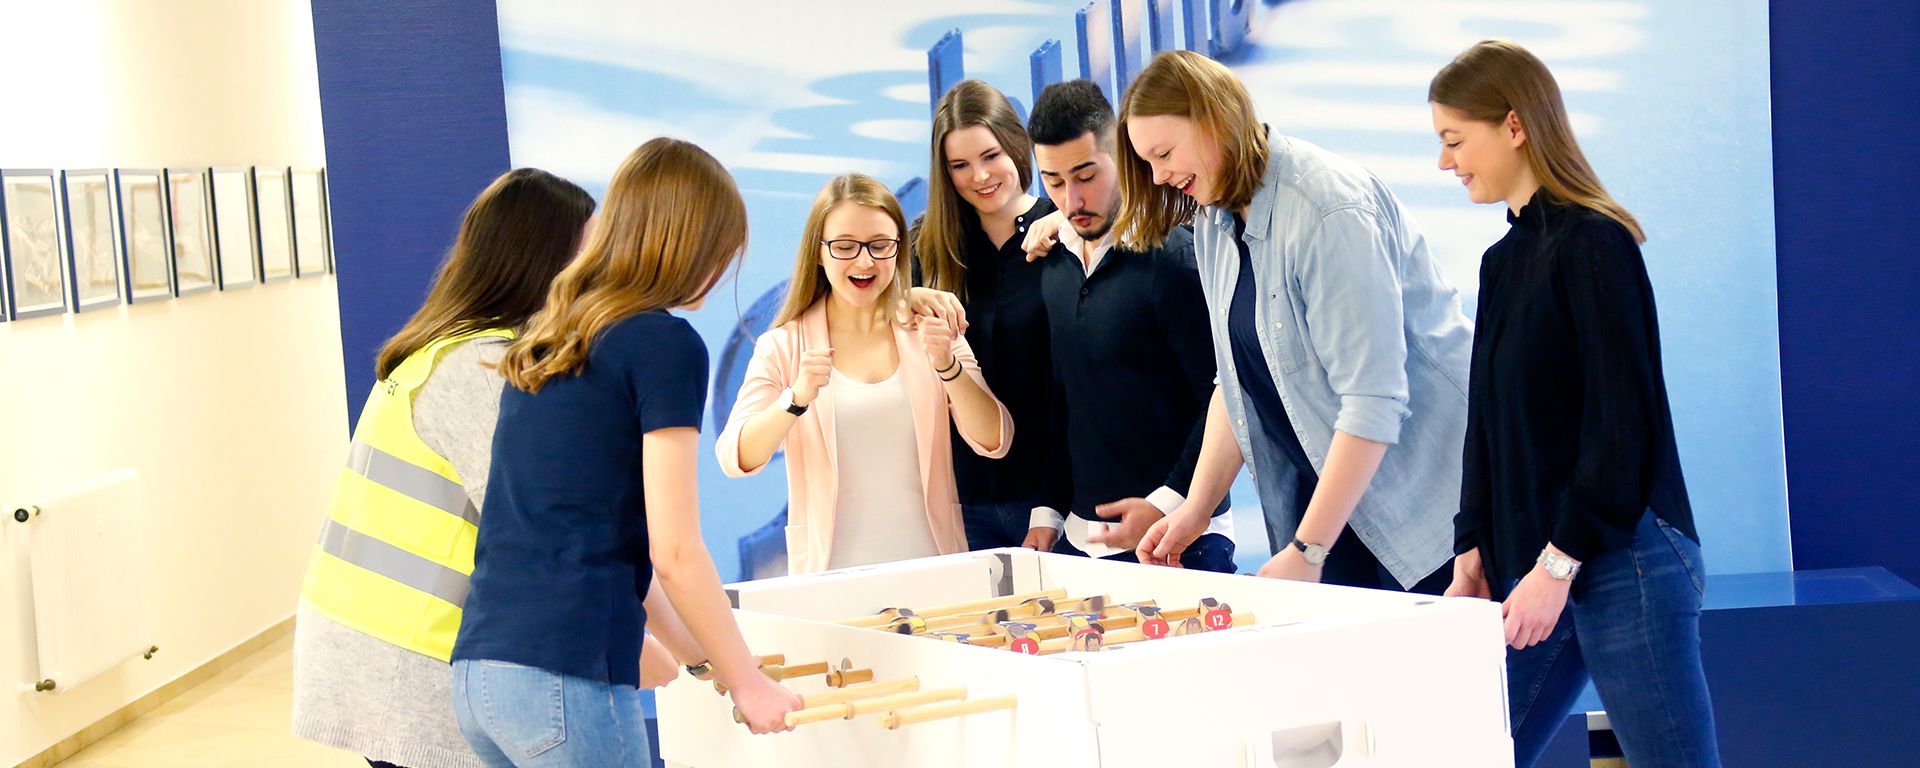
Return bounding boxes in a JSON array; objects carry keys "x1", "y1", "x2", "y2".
[
  {"x1": 1228, "y1": 213, "x2": 1319, "y2": 492},
  {"x1": 452, "y1": 311, "x2": 707, "y2": 687}
]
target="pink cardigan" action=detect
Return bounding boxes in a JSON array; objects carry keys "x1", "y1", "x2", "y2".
[{"x1": 715, "y1": 303, "x2": 1013, "y2": 574}]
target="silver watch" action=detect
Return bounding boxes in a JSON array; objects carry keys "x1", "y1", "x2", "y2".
[
  {"x1": 1291, "y1": 537, "x2": 1331, "y2": 566},
  {"x1": 1537, "y1": 549, "x2": 1582, "y2": 581}
]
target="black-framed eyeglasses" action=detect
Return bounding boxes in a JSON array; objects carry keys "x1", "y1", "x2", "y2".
[{"x1": 821, "y1": 238, "x2": 901, "y2": 260}]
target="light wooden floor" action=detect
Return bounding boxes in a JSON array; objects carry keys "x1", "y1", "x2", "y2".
[{"x1": 51, "y1": 635, "x2": 365, "y2": 768}]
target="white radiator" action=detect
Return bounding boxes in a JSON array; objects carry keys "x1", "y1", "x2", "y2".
[{"x1": 13, "y1": 469, "x2": 156, "y2": 694}]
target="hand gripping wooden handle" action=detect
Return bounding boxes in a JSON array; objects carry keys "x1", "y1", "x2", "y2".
[
  {"x1": 716, "y1": 660, "x2": 831, "y2": 693},
  {"x1": 883, "y1": 695, "x2": 1018, "y2": 729},
  {"x1": 734, "y1": 677, "x2": 921, "y2": 724}
]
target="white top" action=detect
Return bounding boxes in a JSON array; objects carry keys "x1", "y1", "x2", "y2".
[
  {"x1": 1056, "y1": 224, "x2": 1115, "y2": 276},
  {"x1": 827, "y1": 367, "x2": 939, "y2": 569}
]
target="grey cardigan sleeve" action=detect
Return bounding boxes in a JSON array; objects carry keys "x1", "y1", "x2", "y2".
[{"x1": 412, "y1": 337, "x2": 510, "y2": 513}]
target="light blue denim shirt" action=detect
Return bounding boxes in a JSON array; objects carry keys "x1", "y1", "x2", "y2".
[{"x1": 1193, "y1": 133, "x2": 1473, "y2": 588}]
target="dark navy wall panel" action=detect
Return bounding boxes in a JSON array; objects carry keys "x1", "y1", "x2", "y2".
[
  {"x1": 1772, "y1": 1, "x2": 1920, "y2": 584},
  {"x1": 311, "y1": 0, "x2": 512, "y2": 424}
]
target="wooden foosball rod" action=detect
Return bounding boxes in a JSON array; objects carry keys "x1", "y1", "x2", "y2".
[
  {"x1": 907, "y1": 595, "x2": 1118, "y2": 633},
  {"x1": 837, "y1": 588, "x2": 1069, "y2": 628},
  {"x1": 907, "y1": 600, "x2": 1215, "y2": 637},
  {"x1": 931, "y1": 613, "x2": 1142, "y2": 648},
  {"x1": 1035, "y1": 611, "x2": 1258, "y2": 655},
  {"x1": 785, "y1": 686, "x2": 970, "y2": 726},
  {"x1": 918, "y1": 604, "x2": 1212, "y2": 644},
  {"x1": 715, "y1": 660, "x2": 836, "y2": 693},
  {"x1": 883, "y1": 695, "x2": 1018, "y2": 729},
  {"x1": 732, "y1": 677, "x2": 920, "y2": 724}
]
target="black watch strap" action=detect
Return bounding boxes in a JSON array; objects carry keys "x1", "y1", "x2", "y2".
[{"x1": 785, "y1": 400, "x2": 809, "y2": 416}]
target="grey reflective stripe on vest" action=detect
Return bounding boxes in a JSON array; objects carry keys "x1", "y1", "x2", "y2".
[
  {"x1": 317, "y1": 519, "x2": 470, "y2": 607},
  {"x1": 347, "y1": 441, "x2": 480, "y2": 527}
]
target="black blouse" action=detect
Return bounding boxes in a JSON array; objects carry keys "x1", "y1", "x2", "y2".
[
  {"x1": 1455, "y1": 191, "x2": 1698, "y2": 595},
  {"x1": 942, "y1": 197, "x2": 1059, "y2": 508}
]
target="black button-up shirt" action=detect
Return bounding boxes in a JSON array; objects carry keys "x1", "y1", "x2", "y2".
[
  {"x1": 950, "y1": 197, "x2": 1058, "y2": 508},
  {"x1": 1039, "y1": 225, "x2": 1226, "y2": 520}
]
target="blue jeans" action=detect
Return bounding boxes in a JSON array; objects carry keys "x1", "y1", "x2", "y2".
[
  {"x1": 1056, "y1": 530, "x2": 1238, "y2": 573},
  {"x1": 1506, "y1": 512, "x2": 1721, "y2": 768},
  {"x1": 963, "y1": 501, "x2": 1037, "y2": 550},
  {"x1": 451, "y1": 659, "x2": 651, "y2": 768}
]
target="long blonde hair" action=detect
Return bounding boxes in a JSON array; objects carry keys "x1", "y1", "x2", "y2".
[
  {"x1": 914, "y1": 80, "x2": 1032, "y2": 302},
  {"x1": 498, "y1": 138, "x2": 746, "y2": 392},
  {"x1": 771, "y1": 173, "x2": 910, "y2": 329},
  {"x1": 1430, "y1": 39, "x2": 1645, "y2": 242},
  {"x1": 1112, "y1": 50, "x2": 1269, "y2": 251}
]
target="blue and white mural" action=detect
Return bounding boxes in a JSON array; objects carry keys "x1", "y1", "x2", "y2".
[{"x1": 496, "y1": 0, "x2": 1787, "y2": 580}]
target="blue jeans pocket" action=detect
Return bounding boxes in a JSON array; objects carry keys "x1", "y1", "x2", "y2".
[
  {"x1": 1652, "y1": 517, "x2": 1706, "y2": 598},
  {"x1": 477, "y1": 660, "x2": 567, "y2": 758}
]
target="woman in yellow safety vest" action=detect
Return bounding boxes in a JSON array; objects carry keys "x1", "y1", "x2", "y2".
[{"x1": 293, "y1": 168, "x2": 701, "y2": 768}]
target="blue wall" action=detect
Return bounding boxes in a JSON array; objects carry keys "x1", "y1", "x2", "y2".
[
  {"x1": 1772, "y1": 1, "x2": 1920, "y2": 584},
  {"x1": 310, "y1": 0, "x2": 513, "y2": 424}
]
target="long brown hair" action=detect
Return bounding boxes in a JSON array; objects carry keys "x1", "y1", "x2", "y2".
[
  {"x1": 1430, "y1": 39, "x2": 1645, "y2": 242},
  {"x1": 914, "y1": 79, "x2": 1032, "y2": 302},
  {"x1": 374, "y1": 168, "x2": 593, "y2": 380},
  {"x1": 1112, "y1": 50, "x2": 1269, "y2": 251},
  {"x1": 772, "y1": 173, "x2": 910, "y2": 329},
  {"x1": 497, "y1": 138, "x2": 747, "y2": 393}
]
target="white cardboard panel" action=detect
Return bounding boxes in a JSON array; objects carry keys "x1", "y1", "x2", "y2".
[{"x1": 667, "y1": 551, "x2": 1512, "y2": 767}]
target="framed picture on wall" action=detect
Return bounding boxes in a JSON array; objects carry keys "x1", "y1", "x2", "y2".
[
  {"x1": 209, "y1": 166, "x2": 256, "y2": 289},
  {"x1": 290, "y1": 167, "x2": 331, "y2": 278},
  {"x1": 166, "y1": 167, "x2": 215, "y2": 296},
  {"x1": 1, "y1": 169, "x2": 70, "y2": 319},
  {"x1": 115, "y1": 169, "x2": 174, "y2": 302},
  {"x1": 61, "y1": 169, "x2": 122, "y2": 312},
  {"x1": 253, "y1": 166, "x2": 293, "y2": 282}
]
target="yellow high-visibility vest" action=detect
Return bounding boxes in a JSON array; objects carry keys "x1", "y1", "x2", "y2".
[{"x1": 299, "y1": 328, "x2": 514, "y2": 661}]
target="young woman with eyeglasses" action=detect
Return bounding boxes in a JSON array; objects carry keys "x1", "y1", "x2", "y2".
[{"x1": 717, "y1": 173, "x2": 1012, "y2": 574}]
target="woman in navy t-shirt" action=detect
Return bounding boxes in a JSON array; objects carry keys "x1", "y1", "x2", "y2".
[{"x1": 450, "y1": 138, "x2": 800, "y2": 767}]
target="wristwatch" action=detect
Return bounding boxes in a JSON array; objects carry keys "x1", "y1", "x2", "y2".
[
  {"x1": 684, "y1": 659, "x2": 713, "y2": 677},
  {"x1": 1537, "y1": 549, "x2": 1582, "y2": 581},
  {"x1": 777, "y1": 388, "x2": 809, "y2": 416},
  {"x1": 1290, "y1": 537, "x2": 1332, "y2": 566}
]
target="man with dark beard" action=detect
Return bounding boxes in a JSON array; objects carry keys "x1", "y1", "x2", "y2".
[{"x1": 1023, "y1": 79, "x2": 1235, "y2": 571}]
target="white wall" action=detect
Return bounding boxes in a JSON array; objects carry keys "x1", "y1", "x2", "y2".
[{"x1": 0, "y1": 1, "x2": 346, "y2": 763}]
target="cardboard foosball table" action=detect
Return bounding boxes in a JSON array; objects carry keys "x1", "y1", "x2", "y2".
[{"x1": 657, "y1": 549, "x2": 1514, "y2": 767}]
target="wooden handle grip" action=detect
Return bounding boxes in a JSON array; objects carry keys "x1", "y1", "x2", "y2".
[
  {"x1": 883, "y1": 695, "x2": 1018, "y2": 729},
  {"x1": 716, "y1": 656, "x2": 814, "y2": 693},
  {"x1": 785, "y1": 702, "x2": 853, "y2": 726},
  {"x1": 796, "y1": 677, "x2": 920, "y2": 708},
  {"x1": 846, "y1": 686, "x2": 968, "y2": 717},
  {"x1": 767, "y1": 661, "x2": 829, "y2": 681},
  {"x1": 827, "y1": 668, "x2": 874, "y2": 687}
]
